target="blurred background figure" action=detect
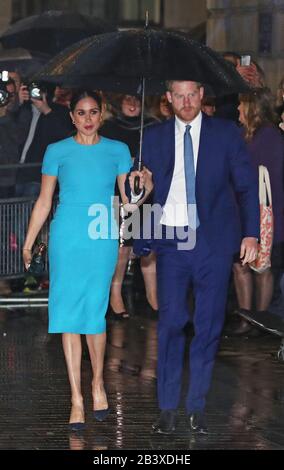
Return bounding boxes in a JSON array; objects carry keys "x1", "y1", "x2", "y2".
[
  {"x1": 201, "y1": 95, "x2": 216, "y2": 116},
  {"x1": 0, "y1": 76, "x2": 23, "y2": 295},
  {"x1": 276, "y1": 77, "x2": 284, "y2": 130},
  {"x1": 0, "y1": 77, "x2": 22, "y2": 198},
  {"x1": 8, "y1": 71, "x2": 21, "y2": 92},
  {"x1": 11, "y1": 82, "x2": 72, "y2": 199},
  {"x1": 215, "y1": 52, "x2": 265, "y2": 122},
  {"x1": 53, "y1": 86, "x2": 73, "y2": 108},
  {"x1": 101, "y1": 94, "x2": 158, "y2": 318},
  {"x1": 147, "y1": 94, "x2": 173, "y2": 122},
  {"x1": 232, "y1": 88, "x2": 284, "y2": 335}
]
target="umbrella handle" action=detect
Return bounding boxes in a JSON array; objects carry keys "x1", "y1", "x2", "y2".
[{"x1": 134, "y1": 176, "x2": 141, "y2": 195}]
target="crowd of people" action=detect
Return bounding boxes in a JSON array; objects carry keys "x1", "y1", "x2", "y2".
[{"x1": 0, "y1": 50, "x2": 284, "y2": 434}]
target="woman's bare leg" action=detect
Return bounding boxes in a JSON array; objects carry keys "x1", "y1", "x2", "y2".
[
  {"x1": 233, "y1": 262, "x2": 253, "y2": 310},
  {"x1": 110, "y1": 246, "x2": 131, "y2": 313},
  {"x1": 255, "y1": 269, "x2": 273, "y2": 311},
  {"x1": 62, "y1": 333, "x2": 84, "y2": 424},
  {"x1": 86, "y1": 332, "x2": 108, "y2": 410},
  {"x1": 141, "y1": 251, "x2": 158, "y2": 310}
]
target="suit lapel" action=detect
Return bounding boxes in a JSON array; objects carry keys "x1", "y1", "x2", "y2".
[
  {"x1": 196, "y1": 113, "x2": 211, "y2": 198},
  {"x1": 159, "y1": 118, "x2": 175, "y2": 203}
]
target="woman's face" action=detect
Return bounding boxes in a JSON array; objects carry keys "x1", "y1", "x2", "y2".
[
  {"x1": 160, "y1": 95, "x2": 173, "y2": 118},
  {"x1": 238, "y1": 101, "x2": 246, "y2": 125},
  {"x1": 70, "y1": 97, "x2": 102, "y2": 136},
  {"x1": 121, "y1": 95, "x2": 141, "y2": 117}
]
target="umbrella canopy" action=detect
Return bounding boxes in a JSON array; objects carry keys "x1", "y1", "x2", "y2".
[
  {"x1": 0, "y1": 10, "x2": 117, "y2": 56},
  {"x1": 35, "y1": 28, "x2": 250, "y2": 96},
  {"x1": 0, "y1": 47, "x2": 50, "y2": 77}
]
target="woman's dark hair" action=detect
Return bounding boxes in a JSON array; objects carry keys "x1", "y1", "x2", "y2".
[{"x1": 70, "y1": 90, "x2": 102, "y2": 112}]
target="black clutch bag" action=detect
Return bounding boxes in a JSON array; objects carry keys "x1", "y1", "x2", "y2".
[{"x1": 28, "y1": 242, "x2": 47, "y2": 275}]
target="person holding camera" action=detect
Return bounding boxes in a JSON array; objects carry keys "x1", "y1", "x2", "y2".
[
  {"x1": 22, "y1": 90, "x2": 135, "y2": 431},
  {"x1": 215, "y1": 52, "x2": 265, "y2": 122},
  {"x1": 0, "y1": 77, "x2": 21, "y2": 198},
  {"x1": 10, "y1": 81, "x2": 72, "y2": 198}
]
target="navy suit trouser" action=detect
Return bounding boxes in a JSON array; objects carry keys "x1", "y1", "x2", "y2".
[{"x1": 154, "y1": 226, "x2": 233, "y2": 414}]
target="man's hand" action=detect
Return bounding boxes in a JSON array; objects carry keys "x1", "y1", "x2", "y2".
[
  {"x1": 129, "y1": 166, "x2": 153, "y2": 195},
  {"x1": 18, "y1": 84, "x2": 30, "y2": 105},
  {"x1": 31, "y1": 92, "x2": 52, "y2": 115},
  {"x1": 236, "y1": 63, "x2": 263, "y2": 88},
  {"x1": 240, "y1": 237, "x2": 258, "y2": 265}
]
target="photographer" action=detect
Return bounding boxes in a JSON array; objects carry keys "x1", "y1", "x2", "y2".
[
  {"x1": 0, "y1": 77, "x2": 22, "y2": 198},
  {"x1": 10, "y1": 81, "x2": 72, "y2": 198},
  {"x1": 215, "y1": 52, "x2": 265, "y2": 122}
]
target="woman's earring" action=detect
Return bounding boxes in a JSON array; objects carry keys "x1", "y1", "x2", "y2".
[{"x1": 72, "y1": 120, "x2": 75, "y2": 124}]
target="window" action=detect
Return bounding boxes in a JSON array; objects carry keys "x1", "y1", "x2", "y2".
[
  {"x1": 12, "y1": 0, "x2": 164, "y2": 26},
  {"x1": 258, "y1": 12, "x2": 272, "y2": 55},
  {"x1": 105, "y1": 0, "x2": 163, "y2": 26}
]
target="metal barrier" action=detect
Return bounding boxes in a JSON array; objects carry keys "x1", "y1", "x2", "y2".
[{"x1": 0, "y1": 195, "x2": 56, "y2": 308}]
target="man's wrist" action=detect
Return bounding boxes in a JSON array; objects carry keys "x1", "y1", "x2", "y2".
[{"x1": 42, "y1": 106, "x2": 52, "y2": 115}]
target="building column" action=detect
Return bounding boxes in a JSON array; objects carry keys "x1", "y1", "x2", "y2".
[
  {"x1": 206, "y1": 0, "x2": 284, "y2": 93},
  {"x1": 0, "y1": 0, "x2": 12, "y2": 36}
]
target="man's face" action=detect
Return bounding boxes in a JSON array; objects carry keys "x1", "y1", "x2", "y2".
[
  {"x1": 166, "y1": 81, "x2": 204, "y2": 123},
  {"x1": 5, "y1": 82, "x2": 16, "y2": 111}
]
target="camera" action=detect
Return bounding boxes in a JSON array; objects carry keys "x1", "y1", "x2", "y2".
[
  {"x1": 240, "y1": 55, "x2": 251, "y2": 66},
  {"x1": 27, "y1": 82, "x2": 46, "y2": 100},
  {"x1": 0, "y1": 70, "x2": 10, "y2": 108}
]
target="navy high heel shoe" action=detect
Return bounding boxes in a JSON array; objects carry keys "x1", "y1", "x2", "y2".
[
  {"x1": 69, "y1": 422, "x2": 85, "y2": 432},
  {"x1": 93, "y1": 408, "x2": 110, "y2": 422},
  {"x1": 107, "y1": 306, "x2": 129, "y2": 320}
]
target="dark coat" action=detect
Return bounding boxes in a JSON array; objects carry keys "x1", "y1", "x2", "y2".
[{"x1": 14, "y1": 102, "x2": 72, "y2": 183}]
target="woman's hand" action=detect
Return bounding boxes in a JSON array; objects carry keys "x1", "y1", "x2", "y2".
[
  {"x1": 236, "y1": 63, "x2": 263, "y2": 88},
  {"x1": 23, "y1": 249, "x2": 32, "y2": 270}
]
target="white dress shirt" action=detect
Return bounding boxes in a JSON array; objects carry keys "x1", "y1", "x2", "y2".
[{"x1": 160, "y1": 111, "x2": 202, "y2": 226}]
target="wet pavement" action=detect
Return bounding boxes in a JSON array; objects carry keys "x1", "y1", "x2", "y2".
[{"x1": 1, "y1": 287, "x2": 284, "y2": 450}]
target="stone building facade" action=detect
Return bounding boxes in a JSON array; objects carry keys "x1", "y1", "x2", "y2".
[
  {"x1": 207, "y1": 0, "x2": 284, "y2": 91},
  {"x1": 0, "y1": 0, "x2": 282, "y2": 91}
]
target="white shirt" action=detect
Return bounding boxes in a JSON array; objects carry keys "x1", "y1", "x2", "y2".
[{"x1": 160, "y1": 112, "x2": 202, "y2": 226}]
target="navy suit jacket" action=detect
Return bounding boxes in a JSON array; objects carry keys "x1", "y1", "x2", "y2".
[{"x1": 128, "y1": 113, "x2": 260, "y2": 256}]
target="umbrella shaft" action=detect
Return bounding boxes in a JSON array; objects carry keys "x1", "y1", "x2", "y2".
[{"x1": 138, "y1": 76, "x2": 146, "y2": 172}]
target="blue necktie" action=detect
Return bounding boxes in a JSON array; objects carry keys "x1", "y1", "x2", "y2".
[{"x1": 184, "y1": 124, "x2": 199, "y2": 229}]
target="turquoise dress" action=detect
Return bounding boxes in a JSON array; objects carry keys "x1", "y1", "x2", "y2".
[{"x1": 42, "y1": 136, "x2": 132, "y2": 334}]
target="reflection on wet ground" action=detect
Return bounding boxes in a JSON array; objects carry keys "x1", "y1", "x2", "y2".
[{"x1": 0, "y1": 288, "x2": 284, "y2": 450}]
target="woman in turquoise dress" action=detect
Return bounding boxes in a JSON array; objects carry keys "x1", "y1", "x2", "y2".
[{"x1": 22, "y1": 90, "x2": 132, "y2": 431}]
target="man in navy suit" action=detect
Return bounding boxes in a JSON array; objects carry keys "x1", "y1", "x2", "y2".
[{"x1": 129, "y1": 80, "x2": 259, "y2": 434}]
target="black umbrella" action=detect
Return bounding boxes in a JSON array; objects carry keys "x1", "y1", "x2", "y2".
[
  {"x1": 35, "y1": 28, "x2": 249, "y2": 96},
  {"x1": 0, "y1": 47, "x2": 50, "y2": 77},
  {"x1": 35, "y1": 26, "x2": 250, "y2": 192},
  {"x1": 0, "y1": 10, "x2": 117, "y2": 56}
]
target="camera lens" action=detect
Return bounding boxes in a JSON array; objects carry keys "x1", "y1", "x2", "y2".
[
  {"x1": 28, "y1": 82, "x2": 42, "y2": 100},
  {"x1": 0, "y1": 71, "x2": 10, "y2": 107},
  {"x1": 0, "y1": 86, "x2": 9, "y2": 107}
]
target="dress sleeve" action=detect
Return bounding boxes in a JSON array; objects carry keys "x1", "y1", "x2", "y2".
[
  {"x1": 117, "y1": 143, "x2": 132, "y2": 175},
  {"x1": 41, "y1": 144, "x2": 60, "y2": 177}
]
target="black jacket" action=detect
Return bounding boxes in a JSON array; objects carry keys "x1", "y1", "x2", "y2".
[{"x1": 13, "y1": 101, "x2": 72, "y2": 184}]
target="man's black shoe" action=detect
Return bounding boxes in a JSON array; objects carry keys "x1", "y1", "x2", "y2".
[
  {"x1": 152, "y1": 410, "x2": 177, "y2": 434},
  {"x1": 188, "y1": 412, "x2": 208, "y2": 435}
]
